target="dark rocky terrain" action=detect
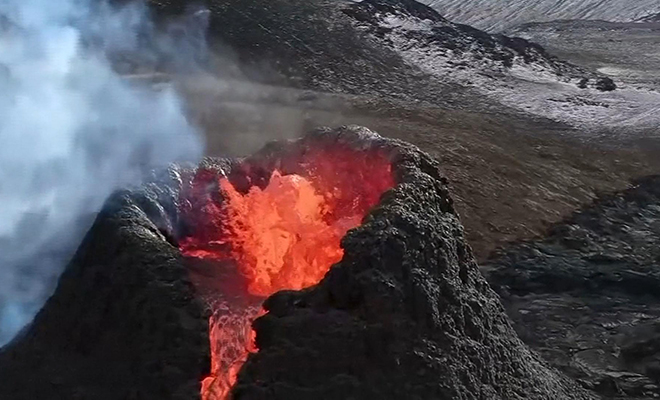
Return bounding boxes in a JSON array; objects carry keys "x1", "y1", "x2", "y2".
[
  {"x1": 0, "y1": 127, "x2": 594, "y2": 399},
  {"x1": 337, "y1": 0, "x2": 645, "y2": 129},
  {"x1": 637, "y1": 12, "x2": 660, "y2": 23},
  {"x1": 148, "y1": 0, "x2": 458, "y2": 103},
  {"x1": 147, "y1": 0, "x2": 617, "y2": 118},
  {"x1": 0, "y1": 175, "x2": 211, "y2": 399},
  {"x1": 2, "y1": 0, "x2": 660, "y2": 399},
  {"x1": 485, "y1": 176, "x2": 660, "y2": 399}
]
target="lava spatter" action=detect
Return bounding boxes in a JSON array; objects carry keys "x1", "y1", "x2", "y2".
[{"x1": 179, "y1": 145, "x2": 394, "y2": 399}]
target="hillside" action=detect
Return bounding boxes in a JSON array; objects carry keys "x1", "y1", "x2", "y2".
[{"x1": 420, "y1": 0, "x2": 660, "y2": 32}]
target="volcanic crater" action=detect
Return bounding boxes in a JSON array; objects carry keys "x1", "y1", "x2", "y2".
[
  {"x1": 178, "y1": 127, "x2": 395, "y2": 399},
  {"x1": 0, "y1": 126, "x2": 593, "y2": 400}
]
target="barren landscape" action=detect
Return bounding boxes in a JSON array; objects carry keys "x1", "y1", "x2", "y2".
[{"x1": 2, "y1": 0, "x2": 660, "y2": 399}]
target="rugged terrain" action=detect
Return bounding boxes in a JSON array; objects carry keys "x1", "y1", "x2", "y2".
[
  {"x1": 420, "y1": 0, "x2": 660, "y2": 32},
  {"x1": 0, "y1": 176, "x2": 210, "y2": 399},
  {"x1": 485, "y1": 176, "x2": 660, "y2": 399},
  {"x1": 2, "y1": 0, "x2": 660, "y2": 398},
  {"x1": 144, "y1": 0, "x2": 660, "y2": 132},
  {"x1": 232, "y1": 127, "x2": 592, "y2": 400},
  {"x1": 638, "y1": 12, "x2": 660, "y2": 23},
  {"x1": 343, "y1": 0, "x2": 660, "y2": 132},
  {"x1": 509, "y1": 19, "x2": 660, "y2": 91}
]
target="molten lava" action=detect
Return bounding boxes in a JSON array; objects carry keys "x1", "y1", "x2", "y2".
[
  {"x1": 179, "y1": 145, "x2": 394, "y2": 400},
  {"x1": 220, "y1": 171, "x2": 353, "y2": 296}
]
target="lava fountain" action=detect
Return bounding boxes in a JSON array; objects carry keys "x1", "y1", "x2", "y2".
[{"x1": 177, "y1": 137, "x2": 395, "y2": 399}]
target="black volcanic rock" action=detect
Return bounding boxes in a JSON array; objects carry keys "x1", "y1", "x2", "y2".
[
  {"x1": 145, "y1": 0, "x2": 591, "y2": 112},
  {"x1": 0, "y1": 126, "x2": 593, "y2": 400},
  {"x1": 636, "y1": 12, "x2": 660, "y2": 23},
  {"x1": 485, "y1": 176, "x2": 660, "y2": 398},
  {"x1": 595, "y1": 77, "x2": 617, "y2": 92},
  {"x1": 0, "y1": 176, "x2": 210, "y2": 400},
  {"x1": 343, "y1": 0, "x2": 451, "y2": 25},
  {"x1": 578, "y1": 77, "x2": 589, "y2": 89}
]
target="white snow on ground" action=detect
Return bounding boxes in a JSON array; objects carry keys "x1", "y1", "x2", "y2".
[
  {"x1": 379, "y1": 13, "x2": 660, "y2": 134},
  {"x1": 495, "y1": 71, "x2": 660, "y2": 131},
  {"x1": 419, "y1": 0, "x2": 660, "y2": 32}
]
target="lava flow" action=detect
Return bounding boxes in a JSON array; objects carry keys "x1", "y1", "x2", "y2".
[{"x1": 179, "y1": 145, "x2": 394, "y2": 400}]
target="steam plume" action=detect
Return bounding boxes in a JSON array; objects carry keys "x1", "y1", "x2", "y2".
[{"x1": 0, "y1": 0, "x2": 205, "y2": 346}]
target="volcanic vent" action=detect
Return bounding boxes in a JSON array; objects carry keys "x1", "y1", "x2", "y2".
[
  {"x1": 176, "y1": 129, "x2": 395, "y2": 399},
  {"x1": 0, "y1": 126, "x2": 593, "y2": 400}
]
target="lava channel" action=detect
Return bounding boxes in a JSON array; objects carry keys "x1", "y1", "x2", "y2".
[{"x1": 178, "y1": 145, "x2": 394, "y2": 400}]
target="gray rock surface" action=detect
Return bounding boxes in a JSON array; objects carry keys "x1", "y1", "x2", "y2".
[{"x1": 485, "y1": 176, "x2": 660, "y2": 399}]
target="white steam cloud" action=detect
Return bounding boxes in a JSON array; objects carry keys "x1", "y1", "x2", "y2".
[{"x1": 0, "y1": 0, "x2": 206, "y2": 345}]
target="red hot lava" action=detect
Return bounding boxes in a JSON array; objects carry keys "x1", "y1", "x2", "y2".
[{"x1": 179, "y1": 144, "x2": 394, "y2": 400}]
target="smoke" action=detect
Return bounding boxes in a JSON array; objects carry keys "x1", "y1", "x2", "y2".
[{"x1": 0, "y1": 0, "x2": 206, "y2": 346}]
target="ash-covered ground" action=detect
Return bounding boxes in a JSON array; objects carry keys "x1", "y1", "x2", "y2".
[
  {"x1": 509, "y1": 20, "x2": 660, "y2": 90},
  {"x1": 343, "y1": 0, "x2": 660, "y2": 133}
]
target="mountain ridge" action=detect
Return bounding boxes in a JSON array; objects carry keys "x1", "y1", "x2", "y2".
[{"x1": 420, "y1": 0, "x2": 660, "y2": 32}]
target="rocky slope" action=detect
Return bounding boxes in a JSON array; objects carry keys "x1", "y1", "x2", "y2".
[
  {"x1": 484, "y1": 176, "x2": 660, "y2": 399},
  {"x1": 153, "y1": 0, "x2": 660, "y2": 133},
  {"x1": 420, "y1": 0, "x2": 660, "y2": 32},
  {"x1": 341, "y1": 0, "x2": 660, "y2": 133},
  {"x1": 506, "y1": 18, "x2": 660, "y2": 133},
  {"x1": 637, "y1": 12, "x2": 660, "y2": 23},
  {"x1": 345, "y1": 0, "x2": 593, "y2": 80},
  {"x1": 148, "y1": 0, "x2": 466, "y2": 106}
]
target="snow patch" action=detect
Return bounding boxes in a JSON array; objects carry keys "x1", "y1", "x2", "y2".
[
  {"x1": 377, "y1": 10, "x2": 660, "y2": 134},
  {"x1": 419, "y1": 0, "x2": 660, "y2": 32}
]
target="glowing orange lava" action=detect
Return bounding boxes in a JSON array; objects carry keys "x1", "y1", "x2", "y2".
[
  {"x1": 179, "y1": 146, "x2": 394, "y2": 400},
  {"x1": 220, "y1": 170, "x2": 359, "y2": 297}
]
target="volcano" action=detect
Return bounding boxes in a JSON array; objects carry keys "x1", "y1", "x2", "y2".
[{"x1": 0, "y1": 126, "x2": 593, "y2": 400}]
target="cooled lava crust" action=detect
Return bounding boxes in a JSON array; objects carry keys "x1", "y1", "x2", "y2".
[{"x1": 0, "y1": 126, "x2": 593, "y2": 400}]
